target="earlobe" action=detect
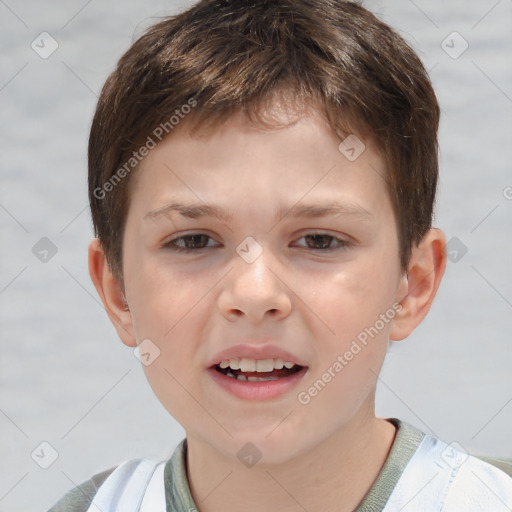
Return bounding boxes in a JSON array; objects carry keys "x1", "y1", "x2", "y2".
[
  {"x1": 88, "y1": 238, "x2": 137, "y2": 347},
  {"x1": 390, "y1": 229, "x2": 447, "y2": 341}
]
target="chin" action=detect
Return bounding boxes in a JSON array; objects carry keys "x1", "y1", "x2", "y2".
[{"x1": 229, "y1": 427, "x2": 315, "y2": 466}]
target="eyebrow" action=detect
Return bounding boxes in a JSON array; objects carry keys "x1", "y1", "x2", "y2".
[
  {"x1": 144, "y1": 202, "x2": 233, "y2": 222},
  {"x1": 143, "y1": 200, "x2": 373, "y2": 223},
  {"x1": 284, "y1": 201, "x2": 373, "y2": 220}
]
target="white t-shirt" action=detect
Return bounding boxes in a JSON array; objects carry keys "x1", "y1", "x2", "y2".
[{"x1": 48, "y1": 419, "x2": 512, "y2": 512}]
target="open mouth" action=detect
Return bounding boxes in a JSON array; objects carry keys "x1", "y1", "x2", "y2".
[{"x1": 214, "y1": 357, "x2": 305, "y2": 382}]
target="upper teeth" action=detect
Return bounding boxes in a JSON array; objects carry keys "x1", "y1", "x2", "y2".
[{"x1": 219, "y1": 358, "x2": 296, "y2": 372}]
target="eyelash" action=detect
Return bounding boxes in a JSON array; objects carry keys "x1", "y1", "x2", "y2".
[
  {"x1": 165, "y1": 234, "x2": 218, "y2": 253},
  {"x1": 164, "y1": 233, "x2": 351, "y2": 253},
  {"x1": 295, "y1": 233, "x2": 350, "y2": 250}
]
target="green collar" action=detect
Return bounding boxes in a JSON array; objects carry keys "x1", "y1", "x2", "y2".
[{"x1": 164, "y1": 419, "x2": 425, "y2": 512}]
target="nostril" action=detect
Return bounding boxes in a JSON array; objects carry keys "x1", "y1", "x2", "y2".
[{"x1": 226, "y1": 309, "x2": 244, "y2": 317}]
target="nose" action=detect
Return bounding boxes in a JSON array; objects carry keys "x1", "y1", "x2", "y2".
[{"x1": 217, "y1": 247, "x2": 292, "y2": 324}]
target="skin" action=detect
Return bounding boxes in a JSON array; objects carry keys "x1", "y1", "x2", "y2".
[{"x1": 89, "y1": 105, "x2": 446, "y2": 512}]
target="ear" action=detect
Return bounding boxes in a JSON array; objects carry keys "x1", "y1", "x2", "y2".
[
  {"x1": 88, "y1": 238, "x2": 137, "y2": 347},
  {"x1": 390, "y1": 228, "x2": 447, "y2": 341}
]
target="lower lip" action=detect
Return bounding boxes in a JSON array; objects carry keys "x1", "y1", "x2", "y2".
[{"x1": 208, "y1": 367, "x2": 308, "y2": 401}]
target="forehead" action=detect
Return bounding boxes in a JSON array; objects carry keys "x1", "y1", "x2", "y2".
[{"x1": 126, "y1": 107, "x2": 392, "y2": 226}]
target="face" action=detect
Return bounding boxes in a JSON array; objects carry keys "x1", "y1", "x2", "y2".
[{"x1": 120, "y1": 108, "x2": 406, "y2": 464}]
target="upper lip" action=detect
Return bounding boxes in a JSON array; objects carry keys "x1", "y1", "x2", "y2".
[{"x1": 208, "y1": 344, "x2": 307, "y2": 368}]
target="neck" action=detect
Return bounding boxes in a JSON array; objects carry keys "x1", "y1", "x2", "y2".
[{"x1": 185, "y1": 412, "x2": 396, "y2": 512}]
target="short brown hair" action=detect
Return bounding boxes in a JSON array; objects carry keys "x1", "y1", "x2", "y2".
[{"x1": 89, "y1": 0, "x2": 440, "y2": 284}]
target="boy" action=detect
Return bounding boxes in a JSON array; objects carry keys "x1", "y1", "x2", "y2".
[{"x1": 49, "y1": 0, "x2": 512, "y2": 510}]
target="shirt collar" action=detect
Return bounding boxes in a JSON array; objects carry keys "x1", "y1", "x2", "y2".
[
  {"x1": 164, "y1": 438, "x2": 197, "y2": 512},
  {"x1": 163, "y1": 419, "x2": 425, "y2": 512}
]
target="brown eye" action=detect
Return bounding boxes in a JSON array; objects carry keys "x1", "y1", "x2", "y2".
[
  {"x1": 166, "y1": 234, "x2": 217, "y2": 251},
  {"x1": 180, "y1": 234, "x2": 210, "y2": 249},
  {"x1": 293, "y1": 233, "x2": 350, "y2": 250},
  {"x1": 304, "y1": 234, "x2": 335, "y2": 249}
]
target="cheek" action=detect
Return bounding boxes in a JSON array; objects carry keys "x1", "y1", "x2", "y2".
[
  {"x1": 296, "y1": 262, "x2": 396, "y2": 421},
  {"x1": 128, "y1": 264, "x2": 214, "y2": 424},
  {"x1": 125, "y1": 252, "x2": 221, "y2": 371},
  {"x1": 309, "y1": 255, "x2": 400, "y2": 345},
  {"x1": 126, "y1": 253, "x2": 204, "y2": 340}
]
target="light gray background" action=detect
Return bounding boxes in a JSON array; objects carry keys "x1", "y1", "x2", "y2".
[{"x1": 1, "y1": 1, "x2": 511, "y2": 511}]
